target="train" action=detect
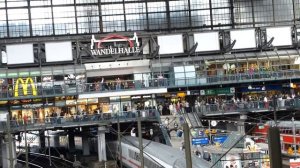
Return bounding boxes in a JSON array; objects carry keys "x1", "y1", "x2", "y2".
[
  {"x1": 108, "y1": 136, "x2": 211, "y2": 168},
  {"x1": 252, "y1": 121, "x2": 300, "y2": 153}
]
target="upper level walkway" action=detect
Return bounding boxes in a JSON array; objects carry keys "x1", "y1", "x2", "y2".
[
  {"x1": 0, "y1": 109, "x2": 159, "y2": 133},
  {"x1": 1, "y1": 98, "x2": 300, "y2": 133},
  {"x1": 2, "y1": 69, "x2": 300, "y2": 100},
  {"x1": 198, "y1": 98, "x2": 298, "y2": 116}
]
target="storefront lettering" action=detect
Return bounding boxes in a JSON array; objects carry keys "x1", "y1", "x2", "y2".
[
  {"x1": 14, "y1": 77, "x2": 37, "y2": 97},
  {"x1": 90, "y1": 33, "x2": 140, "y2": 56}
]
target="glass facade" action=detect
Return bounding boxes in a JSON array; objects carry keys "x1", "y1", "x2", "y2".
[{"x1": 0, "y1": 0, "x2": 298, "y2": 38}]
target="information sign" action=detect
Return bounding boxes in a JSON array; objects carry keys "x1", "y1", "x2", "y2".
[
  {"x1": 192, "y1": 137, "x2": 209, "y2": 145},
  {"x1": 213, "y1": 136, "x2": 228, "y2": 143}
]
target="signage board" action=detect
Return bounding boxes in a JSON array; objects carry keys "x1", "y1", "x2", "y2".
[
  {"x1": 87, "y1": 98, "x2": 98, "y2": 104},
  {"x1": 90, "y1": 33, "x2": 140, "y2": 56},
  {"x1": 55, "y1": 101, "x2": 66, "y2": 107},
  {"x1": 213, "y1": 136, "x2": 228, "y2": 143},
  {"x1": 198, "y1": 131, "x2": 204, "y2": 137},
  {"x1": 240, "y1": 85, "x2": 282, "y2": 92},
  {"x1": 66, "y1": 100, "x2": 76, "y2": 106},
  {"x1": 192, "y1": 137, "x2": 209, "y2": 145},
  {"x1": 22, "y1": 104, "x2": 43, "y2": 109},
  {"x1": 14, "y1": 77, "x2": 37, "y2": 97},
  {"x1": 200, "y1": 87, "x2": 235, "y2": 96}
]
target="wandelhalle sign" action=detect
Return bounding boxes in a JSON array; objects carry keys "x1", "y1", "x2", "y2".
[{"x1": 90, "y1": 33, "x2": 140, "y2": 56}]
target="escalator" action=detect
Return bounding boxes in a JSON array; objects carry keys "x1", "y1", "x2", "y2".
[
  {"x1": 156, "y1": 112, "x2": 172, "y2": 146},
  {"x1": 183, "y1": 112, "x2": 203, "y2": 128}
]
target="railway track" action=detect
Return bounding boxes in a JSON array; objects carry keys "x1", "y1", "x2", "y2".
[{"x1": 18, "y1": 152, "x2": 74, "y2": 168}]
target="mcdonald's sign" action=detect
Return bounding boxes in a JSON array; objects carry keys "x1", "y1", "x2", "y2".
[{"x1": 14, "y1": 78, "x2": 37, "y2": 97}]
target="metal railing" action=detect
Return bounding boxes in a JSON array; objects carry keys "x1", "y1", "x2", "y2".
[
  {"x1": 198, "y1": 98, "x2": 296, "y2": 115},
  {"x1": 2, "y1": 69, "x2": 300, "y2": 99},
  {"x1": 0, "y1": 109, "x2": 159, "y2": 132}
]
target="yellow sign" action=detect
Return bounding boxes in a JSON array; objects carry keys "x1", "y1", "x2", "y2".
[{"x1": 14, "y1": 78, "x2": 37, "y2": 97}]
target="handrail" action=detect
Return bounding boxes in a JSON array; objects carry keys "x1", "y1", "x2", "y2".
[
  {"x1": 2, "y1": 110, "x2": 159, "y2": 132},
  {"x1": 199, "y1": 98, "x2": 297, "y2": 115}
]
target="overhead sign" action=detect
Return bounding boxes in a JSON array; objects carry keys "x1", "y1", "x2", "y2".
[
  {"x1": 192, "y1": 137, "x2": 209, "y2": 145},
  {"x1": 90, "y1": 33, "x2": 140, "y2": 56},
  {"x1": 200, "y1": 87, "x2": 235, "y2": 96},
  {"x1": 213, "y1": 136, "x2": 228, "y2": 143},
  {"x1": 14, "y1": 77, "x2": 37, "y2": 97}
]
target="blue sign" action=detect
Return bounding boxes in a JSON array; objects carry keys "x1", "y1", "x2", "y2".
[
  {"x1": 213, "y1": 136, "x2": 227, "y2": 143},
  {"x1": 192, "y1": 137, "x2": 209, "y2": 145},
  {"x1": 198, "y1": 131, "x2": 204, "y2": 137}
]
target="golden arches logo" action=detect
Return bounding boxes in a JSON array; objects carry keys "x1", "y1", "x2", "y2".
[{"x1": 14, "y1": 78, "x2": 37, "y2": 97}]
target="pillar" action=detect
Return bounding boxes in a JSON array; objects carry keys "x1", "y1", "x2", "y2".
[
  {"x1": 68, "y1": 130, "x2": 75, "y2": 152},
  {"x1": 82, "y1": 136, "x2": 90, "y2": 156},
  {"x1": 238, "y1": 114, "x2": 247, "y2": 135},
  {"x1": 53, "y1": 135, "x2": 60, "y2": 147},
  {"x1": 39, "y1": 130, "x2": 45, "y2": 149},
  {"x1": 1, "y1": 135, "x2": 16, "y2": 168},
  {"x1": 97, "y1": 127, "x2": 107, "y2": 161}
]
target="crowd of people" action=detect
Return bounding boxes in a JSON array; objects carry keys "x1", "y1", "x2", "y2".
[
  {"x1": 10, "y1": 107, "x2": 158, "y2": 127},
  {"x1": 155, "y1": 92, "x2": 298, "y2": 116}
]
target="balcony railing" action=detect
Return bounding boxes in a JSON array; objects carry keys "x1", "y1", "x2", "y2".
[
  {"x1": 1, "y1": 98, "x2": 300, "y2": 132},
  {"x1": 1, "y1": 69, "x2": 300, "y2": 99},
  {"x1": 0, "y1": 109, "x2": 159, "y2": 132},
  {"x1": 197, "y1": 98, "x2": 296, "y2": 115}
]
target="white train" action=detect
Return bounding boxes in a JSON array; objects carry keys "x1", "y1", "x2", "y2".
[{"x1": 109, "y1": 136, "x2": 211, "y2": 168}]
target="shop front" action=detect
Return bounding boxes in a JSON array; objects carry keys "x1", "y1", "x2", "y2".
[
  {"x1": 99, "y1": 97, "x2": 110, "y2": 113},
  {"x1": 10, "y1": 99, "x2": 45, "y2": 124},
  {"x1": 131, "y1": 95, "x2": 155, "y2": 110},
  {"x1": 238, "y1": 85, "x2": 284, "y2": 100},
  {"x1": 87, "y1": 98, "x2": 99, "y2": 114}
]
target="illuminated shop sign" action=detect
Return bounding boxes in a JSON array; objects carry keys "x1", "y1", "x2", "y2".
[
  {"x1": 90, "y1": 33, "x2": 140, "y2": 56},
  {"x1": 14, "y1": 78, "x2": 37, "y2": 97}
]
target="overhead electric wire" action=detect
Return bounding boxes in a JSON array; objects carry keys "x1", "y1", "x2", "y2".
[
  {"x1": 105, "y1": 143, "x2": 120, "y2": 168},
  {"x1": 208, "y1": 110, "x2": 300, "y2": 167},
  {"x1": 210, "y1": 125, "x2": 257, "y2": 168}
]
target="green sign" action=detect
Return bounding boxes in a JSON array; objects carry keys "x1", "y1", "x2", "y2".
[
  {"x1": 19, "y1": 72, "x2": 29, "y2": 77},
  {"x1": 205, "y1": 89, "x2": 216, "y2": 95},
  {"x1": 30, "y1": 71, "x2": 41, "y2": 76},
  {"x1": 0, "y1": 74, "x2": 6, "y2": 78},
  {"x1": 7, "y1": 73, "x2": 18, "y2": 77},
  {"x1": 200, "y1": 87, "x2": 235, "y2": 96}
]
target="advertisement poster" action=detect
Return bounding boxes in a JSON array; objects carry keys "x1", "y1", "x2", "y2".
[
  {"x1": 261, "y1": 155, "x2": 270, "y2": 168},
  {"x1": 223, "y1": 154, "x2": 241, "y2": 168},
  {"x1": 290, "y1": 158, "x2": 300, "y2": 168}
]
